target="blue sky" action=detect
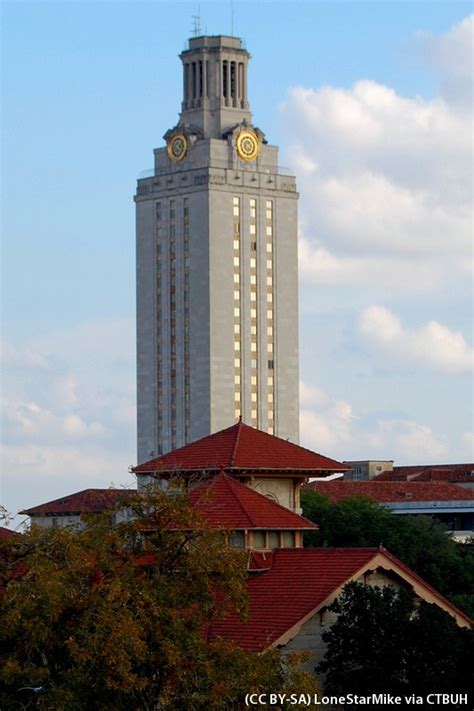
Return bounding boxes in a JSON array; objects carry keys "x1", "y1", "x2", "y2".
[{"x1": 2, "y1": 1, "x2": 473, "y2": 522}]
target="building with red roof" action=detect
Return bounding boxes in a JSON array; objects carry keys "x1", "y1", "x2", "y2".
[
  {"x1": 20, "y1": 474, "x2": 316, "y2": 549},
  {"x1": 375, "y1": 463, "x2": 474, "y2": 489},
  {"x1": 133, "y1": 419, "x2": 348, "y2": 513},
  {"x1": 17, "y1": 423, "x2": 473, "y2": 678},
  {"x1": 20, "y1": 489, "x2": 135, "y2": 530},
  {"x1": 307, "y1": 480, "x2": 474, "y2": 540},
  {"x1": 17, "y1": 463, "x2": 473, "y2": 680},
  {"x1": 344, "y1": 460, "x2": 474, "y2": 490},
  {"x1": 209, "y1": 546, "x2": 472, "y2": 673},
  {"x1": 188, "y1": 471, "x2": 317, "y2": 549}
]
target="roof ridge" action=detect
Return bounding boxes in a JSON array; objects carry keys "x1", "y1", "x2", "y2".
[
  {"x1": 396, "y1": 462, "x2": 474, "y2": 469},
  {"x1": 226, "y1": 473, "x2": 317, "y2": 528},
  {"x1": 230, "y1": 418, "x2": 244, "y2": 467},
  {"x1": 224, "y1": 473, "x2": 258, "y2": 527},
  {"x1": 377, "y1": 547, "x2": 473, "y2": 626},
  {"x1": 192, "y1": 471, "x2": 257, "y2": 528}
]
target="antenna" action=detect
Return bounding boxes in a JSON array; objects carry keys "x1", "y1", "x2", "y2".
[{"x1": 191, "y1": 5, "x2": 202, "y2": 37}]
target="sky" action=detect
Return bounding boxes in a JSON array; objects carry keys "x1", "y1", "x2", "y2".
[{"x1": 1, "y1": 0, "x2": 473, "y2": 524}]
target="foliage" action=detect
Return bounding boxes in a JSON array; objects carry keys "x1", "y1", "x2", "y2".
[
  {"x1": 301, "y1": 490, "x2": 474, "y2": 615},
  {"x1": 0, "y1": 488, "x2": 320, "y2": 710},
  {"x1": 318, "y1": 582, "x2": 474, "y2": 703}
]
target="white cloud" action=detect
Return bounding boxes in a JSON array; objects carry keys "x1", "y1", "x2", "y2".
[
  {"x1": 415, "y1": 15, "x2": 474, "y2": 108},
  {"x1": 281, "y1": 16, "x2": 473, "y2": 293},
  {"x1": 33, "y1": 318, "x2": 135, "y2": 367},
  {"x1": 462, "y1": 432, "x2": 474, "y2": 458},
  {"x1": 359, "y1": 305, "x2": 474, "y2": 374},
  {"x1": 299, "y1": 381, "x2": 355, "y2": 453},
  {"x1": 299, "y1": 380, "x2": 454, "y2": 464},
  {"x1": 62, "y1": 414, "x2": 105, "y2": 438},
  {"x1": 1, "y1": 319, "x2": 136, "y2": 519},
  {"x1": 295, "y1": 18, "x2": 472, "y2": 477},
  {"x1": 298, "y1": 238, "x2": 444, "y2": 291},
  {"x1": 2, "y1": 397, "x2": 107, "y2": 444},
  {"x1": 377, "y1": 419, "x2": 450, "y2": 462},
  {"x1": 1, "y1": 443, "x2": 134, "y2": 517},
  {"x1": 299, "y1": 381, "x2": 329, "y2": 409},
  {"x1": 55, "y1": 376, "x2": 79, "y2": 406},
  {"x1": 0, "y1": 340, "x2": 50, "y2": 370}
]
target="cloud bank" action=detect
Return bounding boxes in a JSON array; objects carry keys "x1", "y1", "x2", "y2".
[
  {"x1": 1, "y1": 319, "x2": 136, "y2": 518},
  {"x1": 282, "y1": 16, "x2": 473, "y2": 292},
  {"x1": 299, "y1": 381, "x2": 467, "y2": 464},
  {"x1": 358, "y1": 305, "x2": 474, "y2": 374}
]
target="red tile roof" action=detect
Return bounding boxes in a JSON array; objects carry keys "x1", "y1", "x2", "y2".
[
  {"x1": 133, "y1": 420, "x2": 348, "y2": 476},
  {"x1": 210, "y1": 547, "x2": 472, "y2": 650},
  {"x1": 307, "y1": 480, "x2": 474, "y2": 503},
  {"x1": 20, "y1": 489, "x2": 135, "y2": 516},
  {"x1": 20, "y1": 477, "x2": 316, "y2": 532},
  {"x1": 375, "y1": 463, "x2": 474, "y2": 483},
  {"x1": 189, "y1": 472, "x2": 317, "y2": 530},
  {"x1": 210, "y1": 548, "x2": 378, "y2": 650}
]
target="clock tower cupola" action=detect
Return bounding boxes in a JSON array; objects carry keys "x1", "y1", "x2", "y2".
[{"x1": 179, "y1": 35, "x2": 252, "y2": 139}]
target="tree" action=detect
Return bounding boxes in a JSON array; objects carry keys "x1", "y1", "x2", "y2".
[
  {"x1": 317, "y1": 582, "x2": 474, "y2": 704},
  {"x1": 301, "y1": 490, "x2": 474, "y2": 616},
  {"x1": 0, "y1": 488, "x2": 320, "y2": 710}
]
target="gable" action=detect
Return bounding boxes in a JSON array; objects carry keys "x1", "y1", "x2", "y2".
[{"x1": 209, "y1": 548, "x2": 472, "y2": 652}]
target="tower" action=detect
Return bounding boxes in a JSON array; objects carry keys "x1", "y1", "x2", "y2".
[{"x1": 135, "y1": 35, "x2": 299, "y2": 462}]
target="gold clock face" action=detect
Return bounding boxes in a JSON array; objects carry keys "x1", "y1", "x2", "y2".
[
  {"x1": 236, "y1": 131, "x2": 260, "y2": 161},
  {"x1": 167, "y1": 134, "x2": 188, "y2": 162}
]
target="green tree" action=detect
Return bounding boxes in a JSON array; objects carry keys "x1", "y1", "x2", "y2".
[
  {"x1": 317, "y1": 582, "x2": 474, "y2": 704},
  {"x1": 1, "y1": 488, "x2": 320, "y2": 710},
  {"x1": 301, "y1": 490, "x2": 474, "y2": 616}
]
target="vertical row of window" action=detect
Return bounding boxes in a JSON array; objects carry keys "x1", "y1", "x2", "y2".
[
  {"x1": 233, "y1": 197, "x2": 242, "y2": 418},
  {"x1": 156, "y1": 197, "x2": 191, "y2": 452},
  {"x1": 249, "y1": 198, "x2": 258, "y2": 428},
  {"x1": 184, "y1": 60, "x2": 209, "y2": 102},
  {"x1": 183, "y1": 198, "x2": 191, "y2": 443},
  {"x1": 266, "y1": 200, "x2": 275, "y2": 434},
  {"x1": 169, "y1": 200, "x2": 177, "y2": 450},
  {"x1": 222, "y1": 60, "x2": 246, "y2": 107},
  {"x1": 156, "y1": 202, "x2": 163, "y2": 454}
]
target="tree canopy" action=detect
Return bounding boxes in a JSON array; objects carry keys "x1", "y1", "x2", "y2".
[
  {"x1": 301, "y1": 489, "x2": 474, "y2": 618},
  {"x1": 1, "y1": 489, "x2": 319, "y2": 710},
  {"x1": 317, "y1": 582, "x2": 474, "y2": 704}
]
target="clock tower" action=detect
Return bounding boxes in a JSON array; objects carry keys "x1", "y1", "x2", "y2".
[{"x1": 135, "y1": 35, "x2": 299, "y2": 461}]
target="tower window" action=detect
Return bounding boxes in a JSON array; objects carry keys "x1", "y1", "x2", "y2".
[
  {"x1": 222, "y1": 60, "x2": 228, "y2": 98},
  {"x1": 192, "y1": 62, "x2": 196, "y2": 99},
  {"x1": 230, "y1": 61, "x2": 236, "y2": 99}
]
